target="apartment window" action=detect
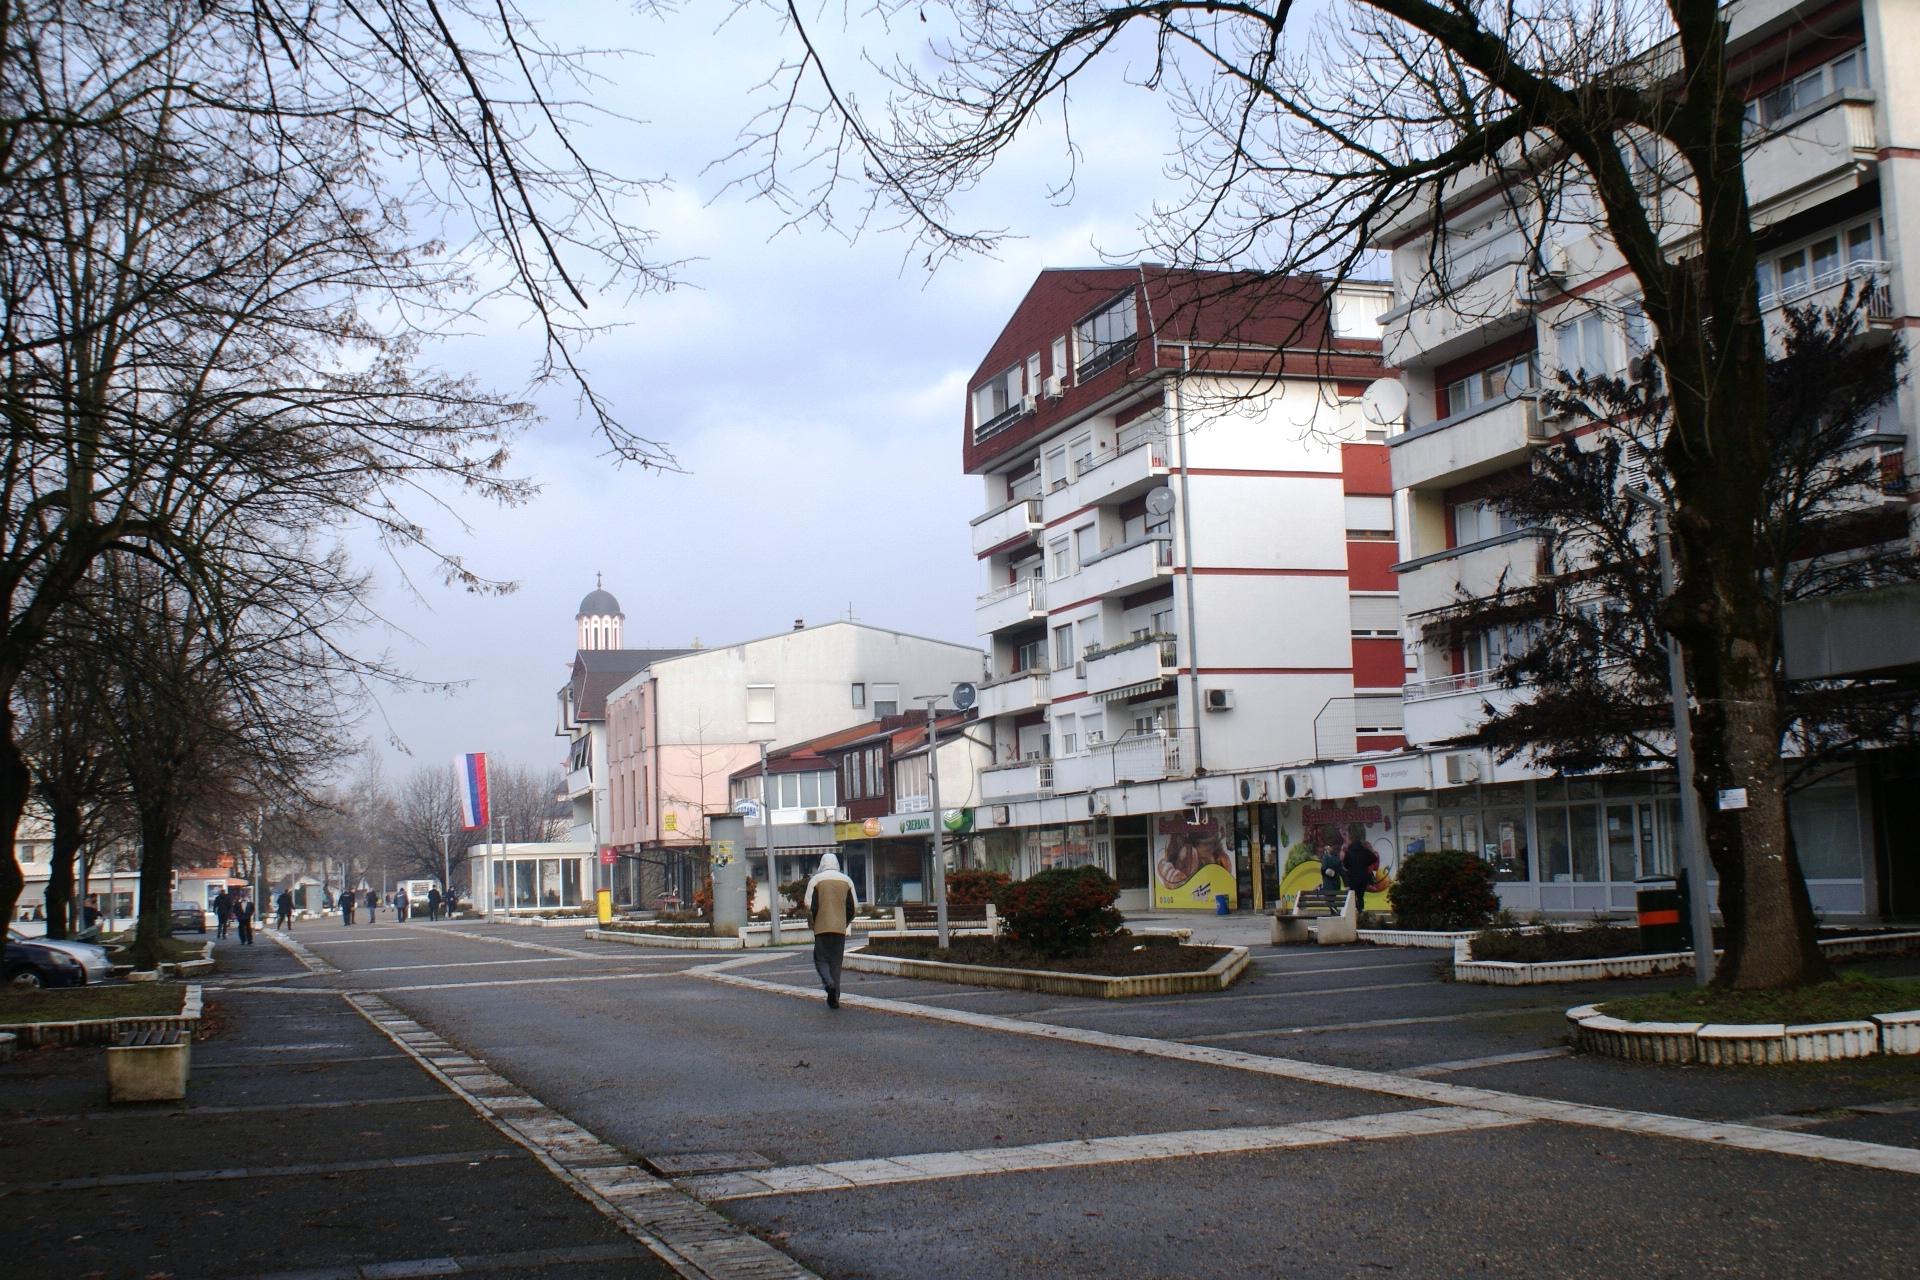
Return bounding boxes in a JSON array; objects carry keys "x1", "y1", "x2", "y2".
[
  {"x1": 1048, "y1": 536, "x2": 1073, "y2": 581},
  {"x1": 1081, "y1": 712, "x2": 1105, "y2": 746},
  {"x1": 1026, "y1": 352, "x2": 1042, "y2": 397},
  {"x1": 1133, "y1": 710, "x2": 1167, "y2": 736},
  {"x1": 866, "y1": 746, "x2": 885, "y2": 797},
  {"x1": 1758, "y1": 219, "x2": 1881, "y2": 305},
  {"x1": 1075, "y1": 291, "x2": 1138, "y2": 379},
  {"x1": 1051, "y1": 335, "x2": 1068, "y2": 383},
  {"x1": 1074, "y1": 523, "x2": 1099, "y2": 564},
  {"x1": 1150, "y1": 606, "x2": 1175, "y2": 634},
  {"x1": 1464, "y1": 624, "x2": 1533, "y2": 673},
  {"x1": 1442, "y1": 352, "x2": 1535, "y2": 416},
  {"x1": 1555, "y1": 311, "x2": 1610, "y2": 376},
  {"x1": 1452, "y1": 499, "x2": 1520, "y2": 547},
  {"x1": 1014, "y1": 636, "x2": 1046, "y2": 672},
  {"x1": 1750, "y1": 48, "x2": 1867, "y2": 128},
  {"x1": 1344, "y1": 495, "x2": 1395, "y2": 535},
  {"x1": 1044, "y1": 445, "x2": 1069, "y2": 491},
  {"x1": 872, "y1": 683, "x2": 900, "y2": 718},
  {"x1": 1008, "y1": 462, "x2": 1041, "y2": 502},
  {"x1": 1053, "y1": 623, "x2": 1076, "y2": 671},
  {"x1": 1349, "y1": 594, "x2": 1401, "y2": 638},
  {"x1": 851, "y1": 682, "x2": 866, "y2": 709},
  {"x1": 1059, "y1": 729, "x2": 1079, "y2": 755},
  {"x1": 1069, "y1": 432, "x2": 1094, "y2": 476},
  {"x1": 973, "y1": 365, "x2": 1022, "y2": 427},
  {"x1": 746, "y1": 684, "x2": 775, "y2": 724}
]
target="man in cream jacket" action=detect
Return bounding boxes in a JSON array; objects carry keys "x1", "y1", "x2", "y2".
[{"x1": 803, "y1": 853, "x2": 859, "y2": 1008}]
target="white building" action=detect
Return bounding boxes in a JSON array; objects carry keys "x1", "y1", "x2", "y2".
[{"x1": 961, "y1": 266, "x2": 1399, "y2": 912}]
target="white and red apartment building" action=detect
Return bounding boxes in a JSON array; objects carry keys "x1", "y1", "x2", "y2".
[
  {"x1": 1361, "y1": 0, "x2": 1920, "y2": 920},
  {"x1": 962, "y1": 265, "x2": 1402, "y2": 912}
]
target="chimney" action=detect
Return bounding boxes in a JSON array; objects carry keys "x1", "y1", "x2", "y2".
[{"x1": 793, "y1": 618, "x2": 805, "y2": 631}]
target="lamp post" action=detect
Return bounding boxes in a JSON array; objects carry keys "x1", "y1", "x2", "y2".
[
  {"x1": 913, "y1": 694, "x2": 958, "y2": 949},
  {"x1": 757, "y1": 739, "x2": 781, "y2": 945},
  {"x1": 1625, "y1": 487, "x2": 1717, "y2": 987}
]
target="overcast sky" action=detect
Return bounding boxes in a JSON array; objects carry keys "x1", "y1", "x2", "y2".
[{"x1": 362, "y1": 2, "x2": 1187, "y2": 780}]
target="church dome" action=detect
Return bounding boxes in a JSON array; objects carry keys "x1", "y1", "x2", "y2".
[{"x1": 577, "y1": 586, "x2": 622, "y2": 617}]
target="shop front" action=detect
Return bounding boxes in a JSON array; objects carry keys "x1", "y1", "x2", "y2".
[{"x1": 469, "y1": 842, "x2": 595, "y2": 915}]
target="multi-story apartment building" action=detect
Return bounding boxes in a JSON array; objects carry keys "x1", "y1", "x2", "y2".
[
  {"x1": 1363, "y1": 0, "x2": 1919, "y2": 920},
  {"x1": 962, "y1": 266, "x2": 1398, "y2": 911},
  {"x1": 602, "y1": 621, "x2": 984, "y2": 906}
]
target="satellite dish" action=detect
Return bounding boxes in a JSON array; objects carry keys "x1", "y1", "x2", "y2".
[
  {"x1": 951, "y1": 681, "x2": 977, "y2": 712},
  {"x1": 1144, "y1": 487, "x2": 1176, "y2": 517},
  {"x1": 1361, "y1": 378, "x2": 1408, "y2": 427}
]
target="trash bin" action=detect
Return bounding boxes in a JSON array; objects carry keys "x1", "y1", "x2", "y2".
[
  {"x1": 1214, "y1": 893, "x2": 1230, "y2": 916},
  {"x1": 1634, "y1": 876, "x2": 1684, "y2": 953}
]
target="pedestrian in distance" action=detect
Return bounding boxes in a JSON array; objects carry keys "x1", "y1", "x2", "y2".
[
  {"x1": 393, "y1": 889, "x2": 408, "y2": 922},
  {"x1": 275, "y1": 890, "x2": 294, "y2": 930},
  {"x1": 213, "y1": 889, "x2": 233, "y2": 940},
  {"x1": 364, "y1": 891, "x2": 378, "y2": 924},
  {"x1": 340, "y1": 888, "x2": 356, "y2": 926},
  {"x1": 234, "y1": 895, "x2": 255, "y2": 945},
  {"x1": 803, "y1": 852, "x2": 859, "y2": 1009},
  {"x1": 427, "y1": 886, "x2": 442, "y2": 922},
  {"x1": 1318, "y1": 840, "x2": 1345, "y2": 899},
  {"x1": 1342, "y1": 839, "x2": 1380, "y2": 912}
]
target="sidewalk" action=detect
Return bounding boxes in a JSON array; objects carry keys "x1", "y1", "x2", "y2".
[{"x1": 0, "y1": 930, "x2": 675, "y2": 1280}]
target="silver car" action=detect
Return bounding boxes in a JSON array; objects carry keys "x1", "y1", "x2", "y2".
[{"x1": 7, "y1": 928, "x2": 112, "y2": 984}]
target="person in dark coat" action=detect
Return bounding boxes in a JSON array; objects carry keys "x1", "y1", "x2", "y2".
[
  {"x1": 427, "y1": 886, "x2": 443, "y2": 922},
  {"x1": 392, "y1": 889, "x2": 408, "y2": 921},
  {"x1": 275, "y1": 890, "x2": 294, "y2": 929},
  {"x1": 1342, "y1": 840, "x2": 1380, "y2": 908},
  {"x1": 1318, "y1": 840, "x2": 1345, "y2": 898},
  {"x1": 234, "y1": 895, "x2": 255, "y2": 945},
  {"x1": 213, "y1": 890, "x2": 233, "y2": 940},
  {"x1": 340, "y1": 888, "x2": 356, "y2": 926},
  {"x1": 364, "y1": 890, "x2": 378, "y2": 924}
]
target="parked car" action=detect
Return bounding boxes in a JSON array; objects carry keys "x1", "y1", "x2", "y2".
[
  {"x1": 3, "y1": 935, "x2": 89, "y2": 988},
  {"x1": 170, "y1": 900, "x2": 208, "y2": 934},
  {"x1": 7, "y1": 929, "x2": 113, "y2": 984}
]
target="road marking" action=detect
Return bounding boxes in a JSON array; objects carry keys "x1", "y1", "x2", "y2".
[
  {"x1": 234, "y1": 1242, "x2": 647, "y2": 1280},
  {"x1": 194, "y1": 1053, "x2": 410, "y2": 1070},
  {"x1": 0, "y1": 1094, "x2": 453, "y2": 1125},
  {"x1": 681, "y1": 1106, "x2": 1532, "y2": 1201},
  {"x1": 346, "y1": 955, "x2": 672, "y2": 975},
  {"x1": 1182, "y1": 1005, "x2": 1570, "y2": 1042},
  {"x1": 695, "y1": 969, "x2": 1920, "y2": 1178},
  {"x1": 344, "y1": 992, "x2": 821, "y2": 1280},
  {"x1": 1008, "y1": 980, "x2": 1441, "y2": 1020},
  {"x1": 361, "y1": 970, "x2": 684, "y2": 994},
  {"x1": 8, "y1": 1149, "x2": 523, "y2": 1194},
  {"x1": 393, "y1": 922, "x2": 698, "y2": 962},
  {"x1": 1396, "y1": 1048, "x2": 1572, "y2": 1078}
]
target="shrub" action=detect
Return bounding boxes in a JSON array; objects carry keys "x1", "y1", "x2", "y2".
[
  {"x1": 1281, "y1": 841, "x2": 1316, "y2": 875},
  {"x1": 992, "y1": 866, "x2": 1123, "y2": 958},
  {"x1": 779, "y1": 879, "x2": 809, "y2": 911},
  {"x1": 945, "y1": 868, "x2": 1011, "y2": 908},
  {"x1": 1387, "y1": 849, "x2": 1500, "y2": 931},
  {"x1": 694, "y1": 874, "x2": 757, "y2": 918}
]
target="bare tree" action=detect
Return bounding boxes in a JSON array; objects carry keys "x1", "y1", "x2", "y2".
[{"x1": 747, "y1": 0, "x2": 1888, "y2": 988}]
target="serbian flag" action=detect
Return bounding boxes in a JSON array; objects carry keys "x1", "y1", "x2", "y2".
[{"x1": 456, "y1": 753, "x2": 490, "y2": 829}]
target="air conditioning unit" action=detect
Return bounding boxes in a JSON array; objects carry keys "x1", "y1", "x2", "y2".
[
  {"x1": 1204, "y1": 688, "x2": 1235, "y2": 712},
  {"x1": 832, "y1": 806, "x2": 849, "y2": 823},
  {"x1": 804, "y1": 807, "x2": 835, "y2": 824},
  {"x1": 1074, "y1": 659, "x2": 1087, "y2": 678},
  {"x1": 1020, "y1": 393, "x2": 1038, "y2": 415},
  {"x1": 1087, "y1": 793, "x2": 1109, "y2": 816},
  {"x1": 1444, "y1": 752, "x2": 1484, "y2": 785},
  {"x1": 1043, "y1": 374, "x2": 1065, "y2": 400},
  {"x1": 992, "y1": 805, "x2": 1011, "y2": 826},
  {"x1": 1239, "y1": 778, "x2": 1269, "y2": 803},
  {"x1": 1283, "y1": 772, "x2": 1314, "y2": 800}
]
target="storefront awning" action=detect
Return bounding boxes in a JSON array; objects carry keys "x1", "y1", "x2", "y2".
[{"x1": 1095, "y1": 680, "x2": 1167, "y2": 702}]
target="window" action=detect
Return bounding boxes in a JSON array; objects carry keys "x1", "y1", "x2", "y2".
[
  {"x1": 1349, "y1": 594, "x2": 1401, "y2": 638},
  {"x1": 1048, "y1": 536, "x2": 1073, "y2": 581},
  {"x1": 1451, "y1": 499, "x2": 1520, "y2": 546},
  {"x1": 872, "y1": 683, "x2": 900, "y2": 718},
  {"x1": 1463, "y1": 624, "x2": 1532, "y2": 673},
  {"x1": 1555, "y1": 311, "x2": 1610, "y2": 375},
  {"x1": 1750, "y1": 48, "x2": 1867, "y2": 128},
  {"x1": 1053, "y1": 623, "x2": 1076, "y2": 671},
  {"x1": 866, "y1": 747, "x2": 885, "y2": 797},
  {"x1": 1008, "y1": 462, "x2": 1041, "y2": 502},
  {"x1": 1051, "y1": 335, "x2": 1068, "y2": 383},
  {"x1": 1014, "y1": 636, "x2": 1046, "y2": 672},
  {"x1": 972, "y1": 365, "x2": 1022, "y2": 427},
  {"x1": 1074, "y1": 523, "x2": 1098, "y2": 564},
  {"x1": 1069, "y1": 432, "x2": 1094, "y2": 476},
  {"x1": 1757, "y1": 219, "x2": 1880, "y2": 305},
  {"x1": 1059, "y1": 729, "x2": 1078, "y2": 755},
  {"x1": 1075, "y1": 291, "x2": 1138, "y2": 378},
  {"x1": 1344, "y1": 495, "x2": 1395, "y2": 534},
  {"x1": 1081, "y1": 712, "x2": 1105, "y2": 746},
  {"x1": 746, "y1": 684, "x2": 775, "y2": 724},
  {"x1": 851, "y1": 682, "x2": 866, "y2": 709},
  {"x1": 1150, "y1": 606, "x2": 1175, "y2": 634},
  {"x1": 1442, "y1": 352, "x2": 1535, "y2": 417},
  {"x1": 1044, "y1": 445, "x2": 1069, "y2": 491},
  {"x1": 1025, "y1": 353, "x2": 1041, "y2": 397}
]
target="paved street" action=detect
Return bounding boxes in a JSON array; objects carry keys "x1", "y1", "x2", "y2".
[{"x1": 230, "y1": 917, "x2": 1920, "y2": 1279}]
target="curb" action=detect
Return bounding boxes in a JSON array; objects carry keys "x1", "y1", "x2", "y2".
[
  {"x1": 4, "y1": 985, "x2": 203, "y2": 1048},
  {"x1": 1458, "y1": 929, "x2": 1920, "y2": 985},
  {"x1": 843, "y1": 944, "x2": 1249, "y2": 998},
  {"x1": 1568, "y1": 1003, "x2": 1920, "y2": 1064}
]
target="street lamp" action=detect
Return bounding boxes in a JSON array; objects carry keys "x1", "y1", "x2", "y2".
[
  {"x1": 755, "y1": 738, "x2": 782, "y2": 945},
  {"x1": 1625, "y1": 486, "x2": 1717, "y2": 986},
  {"x1": 914, "y1": 683, "x2": 975, "y2": 950}
]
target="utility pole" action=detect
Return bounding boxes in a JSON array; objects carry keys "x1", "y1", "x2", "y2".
[
  {"x1": 758, "y1": 740, "x2": 781, "y2": 945},
  {"x1": 914, "y1": 695, "x2": 953, "y2": 949}
]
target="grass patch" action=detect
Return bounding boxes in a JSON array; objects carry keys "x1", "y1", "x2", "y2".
[
  {"x1": 0, "y1": 983, "x2": 185, "y2": 1025},
  {"x1": 103, "y1": 935, "x2": 207, "y2": 965},
  {"x1": 1599, "y1": 972, "x2": 1920, "y2": 1025},
  {"x1": 862, "y1": 932, "x2": 1229, "y2": 977},
  {"x1": 1469, "y1": 924, "x2": 1646, "y2": 963}
]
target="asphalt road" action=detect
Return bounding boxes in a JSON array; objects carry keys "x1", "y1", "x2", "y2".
[{"x1": 273, "y1": 917, "x2": 1920, "y2": 1279}]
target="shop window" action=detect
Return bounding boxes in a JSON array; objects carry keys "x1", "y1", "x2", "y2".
[{"x1": 1790, "y1": 781, "x2": 1864, "y2": 878}]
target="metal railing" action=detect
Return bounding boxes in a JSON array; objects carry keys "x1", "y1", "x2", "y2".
[
  {"x1": 1106, "y1": 727, "x2": 1197, "y2": 783},
  {"x1": 975, "y1": 577, "x2": 1045, "y2": 610},
  {"x1": 1401, "y1": 670, "x2": 1499, "y2": 704},
  {"x1": 1083, "y1": 634, "x2": 1178, "y2": 666}
]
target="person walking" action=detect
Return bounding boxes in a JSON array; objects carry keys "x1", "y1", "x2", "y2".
[
  {"x1": 364, "y1": 890, "x2": 378, "y2": 924},
  {"x1": 392, "y1": 889, "x2": 408, "y2": 922},
  {"x1": 1342, "y1": 839, "x2": 1380, "y2": 912},
  {"x1": 340, "y1": 888, "x2": 356, "y2": 926},
  {"x1": 1317, "y1": 840, "x2": 1345, "y2": 900},
  {"x1": 427, "y1": 886, "x2": 442, "y2": 922},
  {"x1": 234, "y1": 895, "x2": 255, "y2": 945},
  {"x1": 213, "y1": 889, "x2": 233, "y2": 940},
  {"x1": 803, "y1": 853, "x2": 859, "y2": 1009},
  {"x1": 275, "y1": 889, "x2": 294, "y2": 930}
]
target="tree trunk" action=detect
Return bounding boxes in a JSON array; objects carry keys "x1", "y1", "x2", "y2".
[
  {"x1": 132, "y1": 806, "x2": 177, "y2": 972},
  {"x1": 0, "y1": 717, "x2": 29, "y2": 933},
  {"x1": 44, "y1": 797, "x2": 82, "y2": 940}
]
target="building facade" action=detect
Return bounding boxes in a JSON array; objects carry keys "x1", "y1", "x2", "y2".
[{"x1": 962, "y1": 266, "x2": 1400, "y2": 911}]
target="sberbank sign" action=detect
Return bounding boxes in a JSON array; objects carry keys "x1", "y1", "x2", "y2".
[{"x1": 899, "y1": 815, "x2": 934, "y2": 834}]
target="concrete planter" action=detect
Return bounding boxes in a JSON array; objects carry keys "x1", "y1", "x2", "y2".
[
  {"x1": 1568, "y1": 1002, "x2": 1920, "y2": 1066},
  {"x1": 844, "y1": 944, "x2": 1247, "y2": 999},
  {"x1": 588, "y1": 923, "x2": 815, "y2": 951},
  {"x1": 8, "y1": 985, "x2": 203, "y2": 1048},
  {"x1": 1457, "y1": 930, "x2": 1920, "y2": 986}
]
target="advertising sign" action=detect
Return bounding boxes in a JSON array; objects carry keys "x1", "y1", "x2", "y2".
[{"x1": 1152, "y1": 815, "x2": 1236, "y2": 910}]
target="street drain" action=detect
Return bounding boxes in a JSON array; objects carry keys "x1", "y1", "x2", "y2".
[{"x1": 644, "y1": 1150, "x2": 775, "y2": 1176}]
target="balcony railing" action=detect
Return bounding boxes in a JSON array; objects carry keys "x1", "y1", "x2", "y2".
[
  {"x1": 970, "y1": 496, "x2": 1045, "y2": 555},
  {"x1": 1052, "y1": 727, "x2": 1198, "y2": 793},
  {"x1": 1758, "y1": 258, "x2": 1892, "y2": 322},
  {"x1": 1075, "y1": 336, "x2": 1136, "y2": 382},
  {"x1": 1082, "y1": 634, "x2": 1178, "y2": 698},
  {"x1": 976, "y1": 667, "x2": 1051, "y2": 718},
  {"x1": 1073, "y1": 535, "x2": 1174, "y2": 598},
  {"x1": 980, "y1": 757, "x2": 1054, "y2": 801},
  {"x1": 973, "y1": 397, "x2": 1034, "y2": 446},
  {"x1": 1402, "y1": 669, "x2": 1500, "y2": 704}
]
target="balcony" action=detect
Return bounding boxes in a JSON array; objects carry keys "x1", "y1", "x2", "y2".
[
  {"x1": 1744, "y1": 91, "x2": 1878, "y2": 226},
  {"x1": 1381, "y1": 254, "x2": 1534, "y2": 368},
  {"x1": 1083, "y1": 635, "x2": 1177, "y2": 699},
  {"x1": 975, "y1": 577, "x2": 1046, "y2": 635},
  {"x1": 1047, "y1": 425, "x2": 1170, "y2": 517},
  {"x1": 1759, "y1": 258, "x2": 1894, "y2": 330},
  {"x1": 1402, "y1": 672, "x2": 1527, "y2": 747},
  {"x1": 971, "y1": 496, "x2": 1044, "y2": 556},
  {"x1": 973, "y1": 397, "x2": 1035, "y2": 447},
  {"x1": 565, "y1": 766, "x2": 592, "y2": 799},
  {"x1": 981, "y1": 758, "x2": 1053, "y2": 801},
  {"x1": 1073, "y1": 536, "x2": 1174, "y2": 599},
  {"x1": 1397, "y1": 529, "x2": 1543, "y2": 620},
  {"x1": 1051, "y1": 728, "x2": 1198, "y2": 794},
  {"x1": 977, "y1": 668, "x2": 1051, "y2": 719},
  {"x1": 1391, "y1": 393, "x2": 1545, "y2": 492}
]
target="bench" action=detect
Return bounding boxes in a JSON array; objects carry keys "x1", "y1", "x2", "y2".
[
  {"x1": 892, "y1": 903, "x2": 998, "y2": 935},
  {"x1": 108, "y1": 1027, "x2": 190, "y2": 1102},
  {"x1": 1271, "y1": 891, "x2": 1356, "y2": 945}
]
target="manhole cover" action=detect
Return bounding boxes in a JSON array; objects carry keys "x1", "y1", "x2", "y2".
[{"x1": 643, "y1": 1150, "x2": 774, "y2": 1176}]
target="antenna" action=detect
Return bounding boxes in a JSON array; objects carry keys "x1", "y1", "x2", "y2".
[{"x1": 1361, "y1": 378, "x2": 1408, "y2": 427}]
